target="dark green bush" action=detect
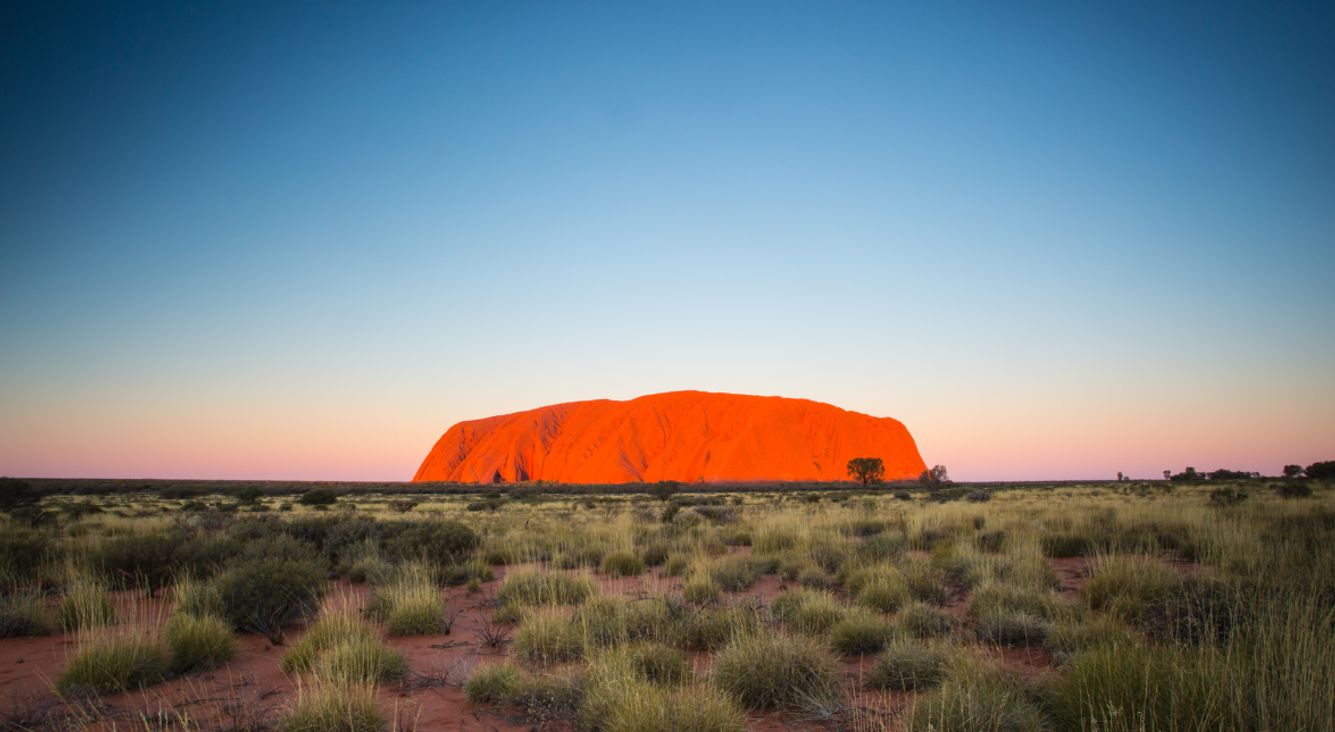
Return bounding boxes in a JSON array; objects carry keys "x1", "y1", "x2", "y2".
[
  {"x1": 298, "y1": 489, "x2": 338, "y2": 506},
  {"x1": 0, "y1": 593, "x2": 55, "y2": 637},
  {"x1": 385, "y1": 521, "x2": 480, "y2": 564},
  {"x1": 214, "y1": 559, "x2": 327, "y2": 643},
  {"x1": 94, "y1": 532, "x2": 180, "y2": 588}
]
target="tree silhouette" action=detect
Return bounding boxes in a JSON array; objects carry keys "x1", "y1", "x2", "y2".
[{"x1": 847, "y1": 458, "x2": 885, "y2": 487}]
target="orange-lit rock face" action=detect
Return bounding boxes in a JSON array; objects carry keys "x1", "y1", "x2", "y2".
[{"x1": 413, "y1": 391, "x2": 926, "y2": 484}]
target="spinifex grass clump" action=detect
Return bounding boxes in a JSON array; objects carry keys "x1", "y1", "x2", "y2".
[
  {"x1": 172, "y1": 574, "x2": 224, "y2": 619},
  {"x1": 683, "y1": 573, "x2": 722, "y2": 604},
  {"x1": 163, "y1": 612, "x2": 236, "y2": 674},
  {"x1": 514, "y1": 607, "x2": 586, "y2": 664},
  {"x1": 852, "y1": 567, "x2": 911, "y2": 613},
  {"x1": 600, "y1": 550, "x2": 645, "y2": 577},
  {"x1": 1082, "y1": 553, "x2": 1181, "y2": 624},
  {"x1": 279, "y1": 681, "x2": 386, "y2": 732},
  {"x1": 897, "y1": 601, "x2": 953, "y2": 638},
  {"x1": 903, "y1": 666, "x2": 1046, "y2": 732},
  {"x1": 710, "y1": 632, "x2": 842, "y2": 712},
  {"x1": 497, "y1": 570, "x2": 596, "y2": 609},
  {"x1": 866, "y1": 640, "x2": 953, "y2": 691},
  {"x1": 829, "y1": 608, "x2": 897, "y2": 655},
  {"x1": 464, "y1": 662, "x2": 523, "y2": 703},
  {"x1": 313, "y1": 635, "x2": 407, "y2": 684},
  {"x1": 967, "y1": 581, "x2": 1071, "y2": 623},
  {"x1": 366, "y1": 564, "x2": 448, "y2": 636},
  {"x1": 282, "y1": 602, "x2": 405, "y2": 683},
  {"x1": 58, "y1": 574, "x2": 116, "y2": 631},
  {"x1": 57, "y1": 630, "x2": 169, "y2": 696},
  {"x1": 580, "y1": 647, "x2": 746, "y2": 732},
  {"x1": 976, "y1": 611, "x2": 1050, "y2": 647},
  {"x1": 681, "y1": 602, "x2": 762, "y2": 651},
  {"x1": 770, "y1": 588, "x2": 845, "y2": 636},
  {"x1": 1049, "y1": 591, "x2": 1335, "y2": 732}
]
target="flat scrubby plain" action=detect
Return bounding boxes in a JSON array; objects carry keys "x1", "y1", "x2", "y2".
[{"x1": 0, "y1": 481, "x2": 1332, "y2": 731}]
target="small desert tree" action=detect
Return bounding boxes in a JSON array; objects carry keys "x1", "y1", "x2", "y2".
[
  {"x1": 918, "y1": 464, "x2": 950, "y2": 487},
  {"x1": 233, "y1": 486, "x2": 264, "y2": 504},
  {"x1": 1282, "y1": 464, "x2": 1304, "y2": 478},
  {"x1": 1305, "y1": 461, "x2": 1335, "y2": 480},
  {"x1": 0, "y1": 477, "x2": 38, "y2": 513},
  {"x1": 649, "y1": 481, "x2": 681, "y2": 502},
  {"x1": 847, "y1": 458, "x2": 885, "y2": 487}
]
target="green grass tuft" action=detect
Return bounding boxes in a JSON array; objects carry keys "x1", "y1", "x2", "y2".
[
  {"x1": 601, "y1": 551, "x2": 646, "y2": 577},
  {"x1": 279, "y1": 682, "x2": 386, "y2": 732},
  {"x1": 711, "y1": 632, "x2": 841, "y2": 711},
  {"x1": 57, "y1": 634, "x2": 169, "y2": 696},
  {"x1": 164, "y1": 612, "x2": 236, "y2": 674},
  {"x1": 866, "y1": 640, "x2": 952, "y2": 691}
]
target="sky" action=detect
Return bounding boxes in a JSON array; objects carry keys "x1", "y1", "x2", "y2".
[{"x1": 2, "y1": 1, "x2": 1333, "y2": 482}]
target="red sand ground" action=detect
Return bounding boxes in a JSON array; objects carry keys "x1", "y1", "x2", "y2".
[
  {"x1": 413, "y1": 391, "x2": 927, "y2": 484},
  {"x1": 0, "y1": 552, "x2": 1192, "y2": 731}
]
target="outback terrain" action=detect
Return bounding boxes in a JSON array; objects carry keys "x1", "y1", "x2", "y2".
[{"x1": 0, "y1": 478, "x2": 1331, "y2": 731}]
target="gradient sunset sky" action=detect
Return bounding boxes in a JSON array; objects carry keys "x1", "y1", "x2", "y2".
[{"x1": 2, "y1": 2, "x2": 1332, "y2": 481}]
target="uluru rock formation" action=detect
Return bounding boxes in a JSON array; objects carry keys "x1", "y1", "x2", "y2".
[{"x1": 413, "y1": 391, "x2": 926, "y2": 484}]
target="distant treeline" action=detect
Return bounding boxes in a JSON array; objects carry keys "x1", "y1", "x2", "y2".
[{"x1": 7, "y1": 474, "x2": 1313, "y2": 500}]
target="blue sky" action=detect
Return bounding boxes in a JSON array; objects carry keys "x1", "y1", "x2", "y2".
[{"x1": 2, "y1": 1, "x2": 1332, "y2": 480}]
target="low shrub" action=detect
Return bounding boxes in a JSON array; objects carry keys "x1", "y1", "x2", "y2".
[
  {"x1": 638, "y1": 542, "x2": 670, "y2": 567},
  {"x1": 57, "y1": 634, "x2": 169, "y2": 696},
  {"x1": 164, "y1": 612, "x2": 236, "y2": 674},
  {"x1": 215, "y1": 558, "x2": 327, "y2": 643},
  {"x1": 297, "y1": 489, "x2": 338, "y2": 506},
  {"x1": 93, "y1": 531, "x2": 180, "y2": 588},
  {"x1": 866, "y1": 640, "x2": 951, "y2": 691},
  {"x1": 711, "y1": 632, "x2": 841, "y2": 711},
  {"x1": 384, "y1": 520, "x2": 479, "y2": 564},
  {"x1": 976, "y1": 530, "x2": 1007, "y2": 553},
  {"x1": 1276, "y1": 482, "x2": 1313, "y2": 499},
  {"x1": 0, "y1": 593, "x2": 55, "y2": 637}
]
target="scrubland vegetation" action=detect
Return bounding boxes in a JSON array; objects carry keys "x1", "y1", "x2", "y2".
[{"x1": 0, "y1": 476, "x2": 1332, "y2": 730}]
